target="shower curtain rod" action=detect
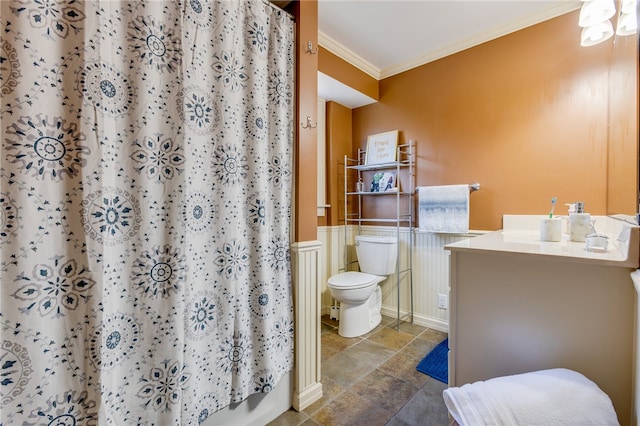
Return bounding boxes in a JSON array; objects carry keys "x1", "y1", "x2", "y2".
[{"x1": 263, "y1": 0, "x2": 295, "y2": 20}]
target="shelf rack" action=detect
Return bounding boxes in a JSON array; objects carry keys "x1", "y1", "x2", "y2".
[{"x1": 343, "y1": 140, "x2": 415, "y2": 330}]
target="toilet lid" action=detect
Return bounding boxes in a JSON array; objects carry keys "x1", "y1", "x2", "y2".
[{"x1": 328, "y1": 271, "x2": 381, "y2": 289}]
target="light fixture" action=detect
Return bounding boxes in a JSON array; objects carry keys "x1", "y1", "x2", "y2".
[
  {"x1": 578, "y1": 0, "x2": 638, "y2": 46},
  {"x1": 616, "y1": 0, "x2": 638, "y2": 35},
  {"x1": 617, "y1": 10, "x2": 638, "y2": 35},
  {"x1": 581, "y1": 20, "x2": 615, "y2": 46},
  {"x1": 578, "y1": 0, "x2": 616, "y2": 27}
]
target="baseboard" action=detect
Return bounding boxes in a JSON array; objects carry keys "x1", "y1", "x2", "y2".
[
  {"x1": 380, "y1": 305, "x2": 449, "y2": 333},
  {"x1": 321, "y1": 305, "x2": 331, "y2": 317},
  {"x1": 292, "y1": 381, "x2": 323, "y2": 412},
  {"x1": 323, "y1": 305, "x2": 448, "y2": 333}
]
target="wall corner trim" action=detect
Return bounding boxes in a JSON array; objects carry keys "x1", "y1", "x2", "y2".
[{"x1": 291, "y1": 239, "x2": 323, "y2": 411}]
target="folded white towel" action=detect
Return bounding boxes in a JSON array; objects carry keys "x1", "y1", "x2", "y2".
[{"x1": 443, "y1": 368, "x2": 619, "y2": 426}]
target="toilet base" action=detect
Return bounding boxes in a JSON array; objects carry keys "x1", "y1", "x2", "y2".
[{"x1": 338, "y1": 286, "x2": 382, "y2": 338}]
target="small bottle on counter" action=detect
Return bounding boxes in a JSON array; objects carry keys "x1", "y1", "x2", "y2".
[{"x1": 569, "y1": 201, "x2": 591, "y2": 242}]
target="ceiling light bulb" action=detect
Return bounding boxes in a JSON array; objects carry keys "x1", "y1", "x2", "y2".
[
  {"x1": 579, "y1": 0, "x2": 617, "y2": 27},
  {"x1": 580, "y1": 20, "x2": 615, "y2": 46},
  {"x1": 616, "y1": 11, "x2": 638, "y2": 35}
]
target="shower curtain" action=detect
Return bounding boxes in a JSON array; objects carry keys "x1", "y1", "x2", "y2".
[{"x1": 0, "y1": 1, "x2": 294, "y2": 424}]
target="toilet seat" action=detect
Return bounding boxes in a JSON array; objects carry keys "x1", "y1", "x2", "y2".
[{"x1": 328, "y1": 271, "x2": 381, "y2": 290}]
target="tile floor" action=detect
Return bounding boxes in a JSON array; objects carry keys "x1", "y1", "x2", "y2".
[{"x1": 268, "y1": 314, "x2": 450, "y2": 426}]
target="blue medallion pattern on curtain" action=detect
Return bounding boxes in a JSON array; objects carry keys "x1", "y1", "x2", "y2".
[{"x1": 0, "y1": 0, "x2": 294, "y2": 424}]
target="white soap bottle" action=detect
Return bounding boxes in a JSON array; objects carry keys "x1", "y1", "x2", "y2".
[{"x1": 569, "y1": 201, "x2": 590, "y2": 242}]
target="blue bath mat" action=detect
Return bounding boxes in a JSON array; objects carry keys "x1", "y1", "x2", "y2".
[{"x1": 416, "y1": 338, "x2": 448, "y2": 383}]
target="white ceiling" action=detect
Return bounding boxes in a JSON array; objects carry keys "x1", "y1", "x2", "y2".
[{"x1": 317, "y1": 0, "x2": 582, "y2": 108}]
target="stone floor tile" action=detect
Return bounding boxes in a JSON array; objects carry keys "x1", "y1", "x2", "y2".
[
  {"x1": 403, "y1": 336, "x2": 438, "y2": 361},
  {"x1": 302, "y1": 376, "x2": 345, "y2": 416},
  {"x1": 378, "y1": 350, "x2": 430, "y2": 389},
  {"x1": 351, "y1": 369, "x2": 418, "y2": 414},
  {"x1": 271, "y1": 315, "x2": 450, "y2": 426},
  {"x1": 321, "y1": 322, "x2": 334, "y2": 334},
  {"x1": 341, "y1": 339, "x2": 397, "y2": 369},
  {"x1": 321, "y1": 330, "x2": 360, "y2": 361},
  {"x1": 366, "y1": 327, "x2": 415, "y2": 351},
  {"x1": 311, "y1": 390, "x2": 391, "y2": 426},
  {"x1": 321, "y1": 351, "x2": 376, "y2": 388},
  {"x1": 419, "y1": 328, "x2": 448, "y2": 344},
  {"x1": 393, "y1": 321, "x2": 427, "y2": 336},
  {"x1": 385, "y1": 379, "x2": 449, "y2": 426}
]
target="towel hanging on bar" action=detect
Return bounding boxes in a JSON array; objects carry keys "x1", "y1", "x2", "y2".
[
  {"x1": 415, "y1": 183, "x2": 480, "y2": 193},
  {"x1": 418, "y1": 185, "x2": 470, "y2": 233}
]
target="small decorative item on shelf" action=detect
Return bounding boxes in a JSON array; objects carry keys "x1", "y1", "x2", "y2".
[
  {"x1": 365, "y1": 130, "x2": 398, "y2": 166},
  {"x1": 356, "y1": 178, "x2": 365, "y2": 193},
  {"x1": 370, "y1": 171, "x2": 397, "y2": 192}
]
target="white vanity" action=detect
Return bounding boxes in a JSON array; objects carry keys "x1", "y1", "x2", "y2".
[{"x1": 445, "y1": 215, "x2": 639, "y2": 425}]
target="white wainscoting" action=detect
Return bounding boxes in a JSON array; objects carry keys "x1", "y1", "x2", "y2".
[
  {"x1": 291, "y1": 240, "x2": 323, "y2": 411},
  {"x1": 318, "y1": 226, "x2": 482, "y2": 332}
]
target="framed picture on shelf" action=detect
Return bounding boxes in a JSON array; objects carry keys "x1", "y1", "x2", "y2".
[
  {"x1": 364, "y1": 130, "x2": 398, "y2": 165},
  {"x1": 370, "y1": 171, "x2": 398, "y2": 193}
]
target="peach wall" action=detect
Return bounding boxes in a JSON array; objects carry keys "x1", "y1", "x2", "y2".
[
  {"x1": 351, "y1": 11, "x2": 637, "y2": 230},
  {"x1": 607, "y1": 34, "x2": 638, "y2": 215},
  {"x1": 324, "y1": 101, "x2": 353, "y2": 226},
  {"x1": 318, "y1": 47, "x2": 379, "y2": 101},
  {"x1": 291, "y1": 0, "x2": 318, "y2": 241}
]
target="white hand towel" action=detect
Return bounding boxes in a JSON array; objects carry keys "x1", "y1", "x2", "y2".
[
  {"x1": 418, "y1": 184, "x2": 469, "y2": 233},
  {"x1": 443, "y1": 368, "x2": 619, "y2": 426}
]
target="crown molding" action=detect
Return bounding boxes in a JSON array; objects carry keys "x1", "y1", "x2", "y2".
[
  {"x1": 318, "y1": 31, "x2": 382, "y2": 80},
  {"x1": 319, "y1": 2, "x2": 581, "y2": 82}
]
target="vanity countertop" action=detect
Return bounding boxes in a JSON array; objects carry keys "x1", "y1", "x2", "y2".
[{"x1": 445, "y1": 215, "x2": 639, "y2": 268}]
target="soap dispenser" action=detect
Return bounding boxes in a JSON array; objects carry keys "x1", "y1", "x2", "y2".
[{"x1": 569, "y1": 201, "x2": 591, "y2": 242}]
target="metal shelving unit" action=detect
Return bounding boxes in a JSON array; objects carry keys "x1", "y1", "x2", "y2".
[{"x1": 343, "y1": 141, "x2": 415, "y2": 329}]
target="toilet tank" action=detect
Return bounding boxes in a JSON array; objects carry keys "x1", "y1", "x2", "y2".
[{"x1": 355, "y1": 235, "x2": 398, "y2": 276}]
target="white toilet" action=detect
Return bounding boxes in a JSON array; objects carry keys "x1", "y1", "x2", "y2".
[{"x1": 327, "y1": 235, "x2": 398, "y2": 338}]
